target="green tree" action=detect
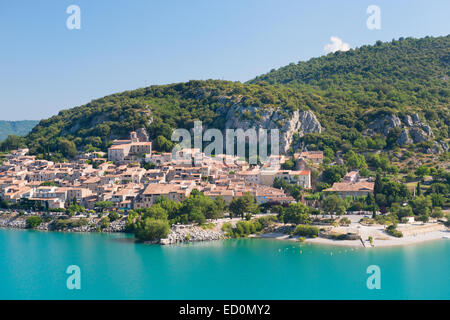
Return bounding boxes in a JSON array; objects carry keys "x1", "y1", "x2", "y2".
[
  {"x1": 415, "y1": 165, "x2": 430, "y2": 180},
  {"x1": 26, "y1": 216, "x2": 42, "y2": 229},
  {"x1": 100, "y1": 217, "x2": 110, "y2": 229},
  {"x1": 178, "y1": 191, "x2": 221, "y2": 223},
  {"x1": 281, "y1": 158, "x2": 295, "y2": 170},
  {"x1": 135, "y1": 218, "x2": 170, "y2": 241},
  {"x1": 279, "y1": 202, "x2": 311, "y2": 225},
  {"x1": 411, "y1": 195, "x2": 432, "y2": 216},
  {"x1": 0, "y1": 198, "x2": 10, "y2": 209},
  {"x1": 95, "y1": 201, "x2": 114, "y2": 212},
  {"x1": 58, "y1": 139, "x2": 77, "y2": 158},
  {"x1": 365, "y1": 193, "x2": 375, "y2": 206},
  {"x1": 323, "y1": 195, "x2": 346, "y2": 217},
  {"x1": 189, "y1": 207, "x2": 206, "y2": 225},
  {"x1": 229, "y1": 192, "x2": 258, "y2": 219},
  {"x1": 210, "y1": 196, "x2": 226, "y2": 220},
  {"x1": 292, "y1": 225, "x2": 320, "y2": 238},
  {"x1": 108, "y1": 211, "x2": 121, "y2": 222},
  {"x1": 398, "y1": 205, "x2": 413, "y2": 218},
  {"x1": 343, "y1": 150, "x2": 367, "y2": 170},
  {"x1": 0, "y1": 135, "x2": 26, "y2": 151},
  {"x1": 430, "y1": 193, "x2": 445, "y2": 207},
  {"x1": 142, "y1": 205, "x2": 169, "y2": 220},
  {"x1": 153, "y1": 135, "x2": 174, "y2": 152},
  {"x1": 416, "y1": 214, "x2": 429, "y2": 223},
  {"x1": 431, "y1": 207, "x2": 443, "y2": 218},
  {"x1": 374, "y1": 170, "x2": 383, "y2": 195},
  {"x1": 322, "y1": 165, "x2": 347, "y2": 184},
  {"x1": 323, "y1": 146, "x2": 334, "y2": 159}
]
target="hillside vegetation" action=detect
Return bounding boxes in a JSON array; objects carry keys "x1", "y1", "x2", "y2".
[
  {"x1": 0, "y1": 120, "x2": 39, "y2": 141},
  {"x1": 1, "y1": 35, "x2": 446, "y2": 162},
  {"x1": 23, "y1": 81, "x2": 308, "y2": 160},
  {"x1": 250, "y1": 36, "x2": 449, "y2": 142}
]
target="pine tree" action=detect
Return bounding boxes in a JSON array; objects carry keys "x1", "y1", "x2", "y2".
[
  {"x1": 366, "y1": 193, "x2": 375, "y2": 206},
  {"x1": 374, "y1": 170, "x2": 383, "y2": 195}
]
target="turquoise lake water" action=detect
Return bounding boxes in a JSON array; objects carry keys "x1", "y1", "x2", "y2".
[{"x1": 0, "y1": 228, "x2": 448, "y2": 300}]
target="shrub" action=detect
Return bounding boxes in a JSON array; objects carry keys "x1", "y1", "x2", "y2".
[
  {"x1": 431, "y1": 207, "x2": 443, "y2": 218},
  {"x1": 257, "y1": 216, "x2": 276, "y2": 228},
  {"x1": 233, "y1": 220, "x2": 262, "y2": 237},
  {"x1": 135, "y1": 218, "x2": 170, "y2": 241},
  {"x1": 416, "y1": 214, "x2": 429, "y2": 223},
  {"x1": 76, "y1": 218, "x2": 89, "y2": 227},
  {"x1": 331, "y1": 233, "x2": 349, "y2": 240},
  {"x1": 292, "y1": 225, "x2": 320, "y2": 238},
  {"x1": 375, "y1": 213, "x2": 398, "y2": 226},
  {"x1": 100, "y1": 217, "x2": 110, "y2": 229},
  {"x1": 26, "y1": 216, "x2": 42, "y2": 229},
  {"x1": 53, "y1": 219, "x2": 74, "y2": 230},
  {"x1": 339, "y1": 217, "x2": 351, "y2": 226},
  {"x1": 223, "y1": 220, "x2": 263, "y2": 238},
  {"x1": 386, "y1": 225, "x2": 403, "y2": 238},
  {"x1": 52, "y1": 218, "x2": 89, "y2": 230},
  {"x1": 200, "y1": 222, "x2": 215, "y2": 230},
  {"x1": 108, "y1": 211, "x2": 121, "y2": 222},
  {"x1": 221, "y1": 222, "x2": 233, "y2": 236}
]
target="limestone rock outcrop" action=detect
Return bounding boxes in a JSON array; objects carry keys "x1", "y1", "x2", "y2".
[
  {"x1": 397, "y1": 129, "x2": 413, "y2": 146},
  {"x1": 368, "y1": 114, "x2": 402, "y2": 135},
  {"x1": 370, "y1": 113, "x2": 435, "y2": 146},
  {"x1": 221, "y1": 104, "x2": 322, "y2": 154},
  {"x1": 409, "y1": 127, "x2": 431, "y2": 143}
]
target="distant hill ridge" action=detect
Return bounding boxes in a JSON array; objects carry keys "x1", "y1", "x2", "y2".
[
  {"x1": 17, "y1": 35, "x2": 450, "y2": 160},
  {"x1": 0, "y1": 120, "x2": 39, "y2": 141}
]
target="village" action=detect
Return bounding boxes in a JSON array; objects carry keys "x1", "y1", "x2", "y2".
[
  {"x1": 1, "y1": 129, "x2": 448, "y2": 248},
  {"x1": 0, "y1": 129, "x2": 371, "y2": 213}
]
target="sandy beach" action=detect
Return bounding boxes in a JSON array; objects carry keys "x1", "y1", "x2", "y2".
[
  {"x1": 253, "y1": 222, "x2": 450, "y2": 248},
  {"x1": 305, "y1": 230, "x2": 449, "y2": 248}
]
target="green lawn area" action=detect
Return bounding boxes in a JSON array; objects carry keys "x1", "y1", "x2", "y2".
[{"x1": 405, "y1": 182, "x2": 418, "y2": 188}]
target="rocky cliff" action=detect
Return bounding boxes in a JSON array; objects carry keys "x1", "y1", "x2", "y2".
[
  {"x1": 366, "y1": 112, "x2": 447, "y2": 152},
  {"x1": 220, "y1": 103, "x2": 322, "y2": 154}
]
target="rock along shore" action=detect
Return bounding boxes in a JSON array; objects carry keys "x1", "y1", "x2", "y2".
[
  {"x1": 0, "y1": 215, "x2": 126, "y2": 233},
  {"x1": 159, "y1": 224, "x2": 225, "y2": 245}
]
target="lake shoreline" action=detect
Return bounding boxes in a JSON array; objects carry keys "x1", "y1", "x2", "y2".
[
  {"x1": 1, "y1": 227, "x2": 448, "y2": 300},
  {"x1": 2, "y1": 218, "x2": 448, "y2": 249},
  {"x1": 251, "y1": 229, "x2": 449, "y2": 248}
]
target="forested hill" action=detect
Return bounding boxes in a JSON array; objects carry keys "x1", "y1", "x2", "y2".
[
  {"x1": 250, "y1": 36, "x2": 449, "y2": 107},
  {"x1": 0, "y1": 120, "x2": 39, "y2": 141},
  {"x1": 21, "y1": 81, "x2": 308, "y2": 160},
  {"x1": 248, "y1": 35, "x2": 449, "y2": 145},
  {"x1": 2, "y1": 35, "x2": 447, "y2": 161}
]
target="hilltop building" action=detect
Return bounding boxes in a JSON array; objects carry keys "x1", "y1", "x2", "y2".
[
  {"x1": 108, "y1": 131, "x2": 152, "y2": 163},
  {"x1": 323, "y1": 181, "x2": 374, "y2": 198}
]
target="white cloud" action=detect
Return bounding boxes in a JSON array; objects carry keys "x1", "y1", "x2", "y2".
[{"x1": 324, "y1": 36, "x2": 350, "y2": 54}]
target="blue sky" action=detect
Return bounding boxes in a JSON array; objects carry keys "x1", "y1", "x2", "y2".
[{"x1": 0, "y1": 0, "x2": 449, "y2": 120}]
